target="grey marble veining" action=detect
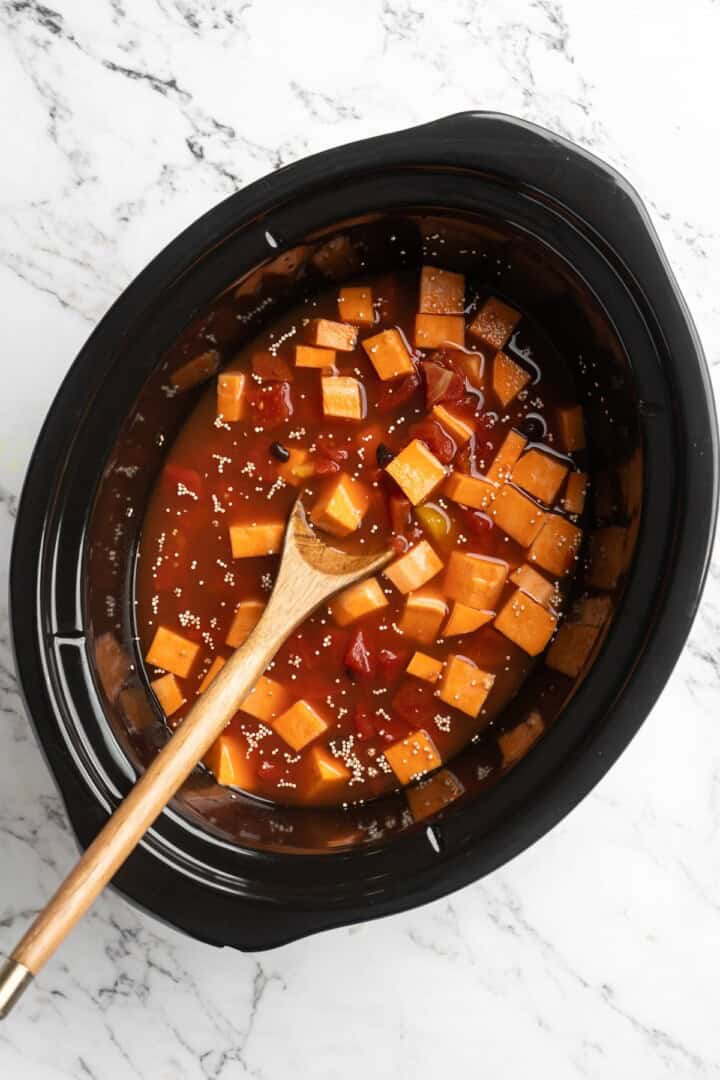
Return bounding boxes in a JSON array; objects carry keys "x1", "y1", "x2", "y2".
[{"x1": 1, "y1": 1, "x2": 719, "y2": 1077}]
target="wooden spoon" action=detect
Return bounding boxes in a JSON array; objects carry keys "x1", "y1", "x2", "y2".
[{"x1": 0, "y1": 498, "x2": 392, "y2": 1018}]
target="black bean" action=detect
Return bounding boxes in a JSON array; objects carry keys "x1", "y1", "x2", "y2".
[
  {"x1": 518, "y1": 415, "x2": 545, "y2": 441},
  {"x1": 376, "y1": 443, "x2": 395, "y2": 467},
  {"x1": 270, "y1": 441, "x2": 290, "y2": 462}
]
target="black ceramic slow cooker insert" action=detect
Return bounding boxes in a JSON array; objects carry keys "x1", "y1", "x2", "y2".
[{"x1": 11, "y1": 113, "x2": 717, "y2": 949}]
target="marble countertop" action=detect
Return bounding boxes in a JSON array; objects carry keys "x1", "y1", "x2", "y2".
[{"x1": 1, "y1": 1, "x2": 719, "y2": 1077}]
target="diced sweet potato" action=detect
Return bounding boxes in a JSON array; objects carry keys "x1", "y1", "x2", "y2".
[
  {"x1": 443, "y1": 602, "x2": 493, "y2": 636},
  {"x1": 229, "y1": 521, "x2": 285, "y2": 558},
  {"x1": 419, "y1": 266, "x2": 465, "y2": 315},
  {"x1": 295, "y1": 344, "x2": 337, "y2": 369},
  {"x1": 586, "y1": 526, "x2": 627, "y2": 590},
  {"x1": 386, "y1": 438, "x2": 446, "y2": 505},
  {"x1": 307, "y1": 318, "x2": 358, "y2": 352},
  {"x1": 469, "y1": 297, "x2": 521, "y2": 350},
  {"x1": 444, "y1": 471, "x2": 497, "y2": 511},
  {"x1": 146, "y1": 626, "x2": 200, "y2": 678},
  {"x1": 197, "y1": 655, "x2": 226, "y2": 694},
  {"x1": 330, "y1": 577, "x2": 388, "y2": 626},
  {"x1": 272, "y1": 699, "x2": 328, "y2": 751},
  {"x1": 498, "y1": 711, "x2": 543, "y2": 766},
  {"x1": 306, "y1": 744, "x2": 351, "y2": 794},
  {"x1": 414, "y1": 314, "x2": 465, "y2": 350},
  {"x1": 563, "y1": 471, "x2": 588, "y2": 516},
  {"x1": 490, "y1": 484, "x2": 546, "y2": 546},
  {"x1": 437, "y1": 655, "x2": 495, "y2": 717},
  {"x1": 406, "y1": 651, "x2": 444, "y2": 683},
  {"x1": 338, "y1": 286, "x2": 374, "y2": 326},
  {"x1": 492, "y1": 351, "x2": 531, "y2": 408},
  {"x1": 432, "y1": 404, "x2": 474, "y2": 445},
  {"x1": 384, "y1": 539, "x2": 443, "y2": 594},
  {"x1": 310, "y1": 472, "x2": 369, "y2": 537},
  {"x1": 546, "y1": 623, "x2": 599, "y2": 678},
  {"x1": 362, "y1": 328, "x2": 415, "y2": 380},
  {"x1": 151, "y1": 673, "x2": 185, "y2": 716},
  {"x1": 512, "y1": 449, "x2": 569, "y2": 505},
  {"x1": 226, "y1": 598, "x2": 265, "y2": 648},
  {"x1": 170, "y1": 349, "x2": 220, "y2": 391},
  {"x1": 557, "y1": 405, "x2": 586, "y2": 452},
  {"x1": 494, "y1": 590, "x2": 557, "y2": 656},
  {"x1": 217, "y1": 371, "x2": 246, "y2": 421},
  {"x1": 399, "y1": 589, "x2": 448, "y2": 644},
  {"x1": 278, "y1": 447, "x2": 314, "y2": 485},
  {"x1": 486, "y1": 429, "x2": 528, "y2": 483},
  {"x1": 443, "y1": 551, "x2": 508, "y2": 610},
  {"x1": 240, "y1": 674, "x2": 290, "y2": 722},
  {"x1": 321, "y1": 376, "x2": 365, "y2": 421},
  {"x1": 384, "y1": 728, "x2": 442, "y2": 785},
  {"x1": 573, "y1": 594, "x2": 613, "y2": 627},
  {"x1": 406, "y1": 768, "x2": 464, "y2": 822},
  {"x1": 204, "y1": 733, "x2": 256, "y2": 789},
  {"x1": 528, "y1": 514, "x2": 583, "y2": 577},
  {"x1": 509, "y1": 564, "x2": 556, "y2": 608}
]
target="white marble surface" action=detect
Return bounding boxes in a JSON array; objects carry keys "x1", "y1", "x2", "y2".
[{"x1": 1, "y1": 1, "x2": 719, "y2": 1076}]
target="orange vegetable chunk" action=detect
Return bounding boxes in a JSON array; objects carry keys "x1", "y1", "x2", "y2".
[
  {"x1": 229, "y1": 521, "x2": 285, "y2": 558},
  {"x1": 486, "y1": 429, "x2": 528, "y2": 483},
  {"x1": 330, "y1": 577, "x2": 388, "y2": 626},
  {"x1": 272, "y1": 699, "x2": 328, "y2": 752},
  {"x1": 295, "y1": 344, "x2": 336, "y2": 369},
  {"x1": 406, "y1": 768, "x2": 464, "y2": 822},
  {"x1": 385, "y1": 438, "x2": 446, "y2": 505},
  {"x1": 444, "y1": 471, "x2": 496, "y2": 511},
  {"x1": 217, "y1": 371, "x2": 246, "y2": 421},
  {"x1": 321, "y1": 375, "x2": 365, "y2": 420},
  {"x1": 399, "y1": 589, "x2": 448, "y2": 644},
  {"x1": 450, "y1": 350, "x2": 484, "y2": 386},
  {"x1": 419, "y1": 266, "x2": 465, "y2": 315},
  {"x1": 170, "y1": 349, "x2": 220, "y2": 391},
  {"x1": 278, "y1": 447, "x2": 314, "y2": 485},
  {"x1": 492, "y1": 351, "x2": 531, "y2": 408},
  {"x1": 307, "y1": 318, "x2": 358, "y2": 352},
  {"x1": 586, "y1": 526, "x2": 627, "y2": 589},
  {"x1": 498, "y1": 711, "x2": 544, "y2": 766},
  {"x1": 384, "y1": 540, "x2": 443, "y2": 594},
  {"x1": 338, "y1": 286, "x2": 374, "y2": 326},
  {"x1": 432, "y1": 404, "x2": 474, "y2": 445},
  {"x1": 362, "y1": 328, "x2": 414, "y2": 380},
  {"x1": 509, "y1": 564, "x2": 556, "y2": 608},
  {"x1": 414, "y1": 314, "x2": 465, "y2": 350},
  {"x1": 406, "y1": 651, "x2": 444, "y2": 683},
  {"x1": 563, "y1": 471, "x2": 588, "y2": 516},
  {"x1": 151, "y1": 673, "x2": 185, "y2": 716},
  {"x1": 443, "y1": 602, "x2": 493, "y2": 637},
  {"x1": 240, "y1": 674, "x2": 290, "y2": 722},
  {"x1": 546, "y1": 623, "x2": 599, "y2": 678},
  {"x1": 494, "y1": 590, "x2": 557, "y2": 656},
  {"x1": 528, "y1": 514, "x2": 583, "y2": 576},
  {"x1": 204, "y1": 733, "x2": 256, "y2": 789},
  {"x1": 468, "y1": 297, "x2": 520, "y2": 350},
  {"x1": 490, "y1": 484, "x2": 546, "y2": 546},
  {"x1": 443, "y1": 551, "x2": 508, "y2": 610},
  {"x1": 226, "y1": 598, "x2": 265, "y2": 648},
  {"x1": 384, "y1": 729, "x2": 442, "y2": 785},
  {"x1": 557, "y1": 405, "x2": 586, "y2": 452},
  {"x1": 310, "y1": 472, "x2": 369, "y2": 537},
  {"x1": 512, "y1": 449, "x2": 569, "y2": 504},
  {"x1": 197, "y1": 656, "x2": 226, "y2": 694},
  {"x1": 146, "y1": 626, "x2": 200, "y2": 678},
  {"x1": 438, "y1": 655, "x2": 495, "y2": 717},
  {"x1": 306, "y1": 745, "x2": 351, "y2": 794}
]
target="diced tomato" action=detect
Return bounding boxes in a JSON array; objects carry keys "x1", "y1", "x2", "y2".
[
  {"x1": 454, "y1": 443, "x2": 476, "y2": 475},
  {"x1": 374, "y1": 712, "x2": 412, "y2": 745},
  {"x1": 344, "y1": 628, "x2": 375, "y2": 677},
  {"x1": 162, "y1": 462, "x2": 203, "y2": 496},
  {"x1": 391, "y1": 680, "x2": 436, "y2": 726},
  {"x1": 313, "y1": 456, "x2": 341, "y2": 476},
  {"x1": 410, "y1": 418, "x2": 457, "y2": 465},
  {"x1": 252, "y1": 351, "x2": 294, "y2": 381},
  {"x1": 377, "y1": 648, "x2": 408, "y2": 682},
  {"x1": 247, "y1": 381, "x2": 293, "y2": 427},
  {"x1": 353, "y1": 706, "x2": 376, "y2": 741},
  {"x1": 388, "y1": 493, "x2": 412, "y2": 534},
  {"x1": 465, "y1": 509, "x2": 494, "y2": 536},
  {"x1": 421, "y1": 359, "x2": 465, "y2": 407},
  {"x1": 315, "y1": 435, "x2": 349, "y2": 463},
  {"x1": 376, "y1": 371, "x2": 420, "y2": 412}
]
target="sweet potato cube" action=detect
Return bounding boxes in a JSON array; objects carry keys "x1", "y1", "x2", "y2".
[
  {"x1": 586, "y1": 526, "x2": 627, "y2": 590},
  {"x1": 384, "y1": 540, "x2": 443, "y2": 594},
  {"x1": 170, "y1": 349, "x2": 220, "y2": 391},
  {"x1": 272, "y1": 699, "x2": 328, "y2": 752},
  {"x1": 146, "y1": 626, "x2": 200, "y2": 678},
  {"x1": 204, "y1": 733, "x2": 256, "y2": 789},
  {"x1": 432, "y1": 404, "x2": 474, "y2": 445},
  {"x1": 399, "y1": 589, "x2": 448, "y2": 644},
  {"x1": 509, "y1": 564, "x2": 556, "y2": 608},
  {"x1": 229, "y1": 521, "x2": 285, "y2": 558},
  {"x1": 240, "y1": 674, "x2": 290, "y2": 722},
  {"x1": 197, "y1": 655, "x2": 226, "y2": 694},
  {"x1": 217, "y1": 371, "x2": 246, "y2": 422},
  {"x1": 443, "y1": 552, "x2": 508, "y2": 610},
  {"x1": 444, "y1": 471, "x2": 497, "y2": 511},
  {"x1": 307, "y1": 318, "x2": 358, "y2": 352},
  {"x1": 329, "y1": 577, "x2": 388, "y2": 626},
  {"x1": 414, "y1": 314, "x2": 465, "y2": 350},
  {"x1": 486, "y1": 429, "x2": 528, "y2": 483},
  {"x1": 437, "y1": 655, "x2": 495, "y2": 717},
  {"x1": 406, "y1": 768, "x2": 464, "y2": 822},
  {"x1": 321, "y1": 376, "x2": 365, "y2": 421},
  {"x1": 385, "y1": 438, "x2": 446, "y2": 505},
  {"x1": 563, "y1": 471, "x2": 588, "y2": 516},
  {"x1": 512, "y1": 449, "x2": 569, "y2": 505},
  {"x1": 362, "y1": 328, "x2": 414, "y2": 380},
  {"x1": 494, "y1": 590, "x2": 557, "y2": 656},
  {"x1": 307, "y1": 744, "x2": 351, "y2": 793},
  {"x1": 338, "y1": 286, "x2": 374, "y2": 326},
  {"x1": 151, "y1": 673, "x2": 185, "y2": 717},
  {"x1": 492, "y1": 351, "x2": 531, "y2": 408},
  {"x1": 546, "y1": 623, "x2": 599, "y2": 678},
  {"x1": 310, "y1": 472, "x2": 369, "y2": 537},
  {"x1": 419, "y1": 266, "x2": 465, "y2": 315},
  {"x1": 468, "y1": 297, "x2": 521, "y2": 350},
  {"x1": 491, "y1": 484, "x2": 546, "y2": 546},
  {"x1": 443, "y1": 602, "x2": 493, "y2": 637},
  {"x1": 226, "y1": 598, "x2": 265, "y2": 648},
  {"x1": 295, "y1": 344, "x2": 336, "y2": 369},
  {"x1": 278, "y1": 447, "x2": 315, "y2": 485},
  {"x1": 406, "y1": 651, "x2": 444, "y2": 684},
  {"x1": 384, "y1": 729, "x2": 442, "y2": 785},
  {"x1": 573, "y1": 594, "x2": 613, "y2": 627},
  {"x1": 498, "y1": 711, "x2": 543, "y2": 766},
  {"x1": 557, "y1": 405, "x2": 586, "y2": 452},
  {"x1": 528, "y1": 514, "x2": 583, "y2": 576}
]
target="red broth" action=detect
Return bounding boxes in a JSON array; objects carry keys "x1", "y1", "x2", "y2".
[{"x1": 136, "y1": 268, "x2": 589, "y2": 807}]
